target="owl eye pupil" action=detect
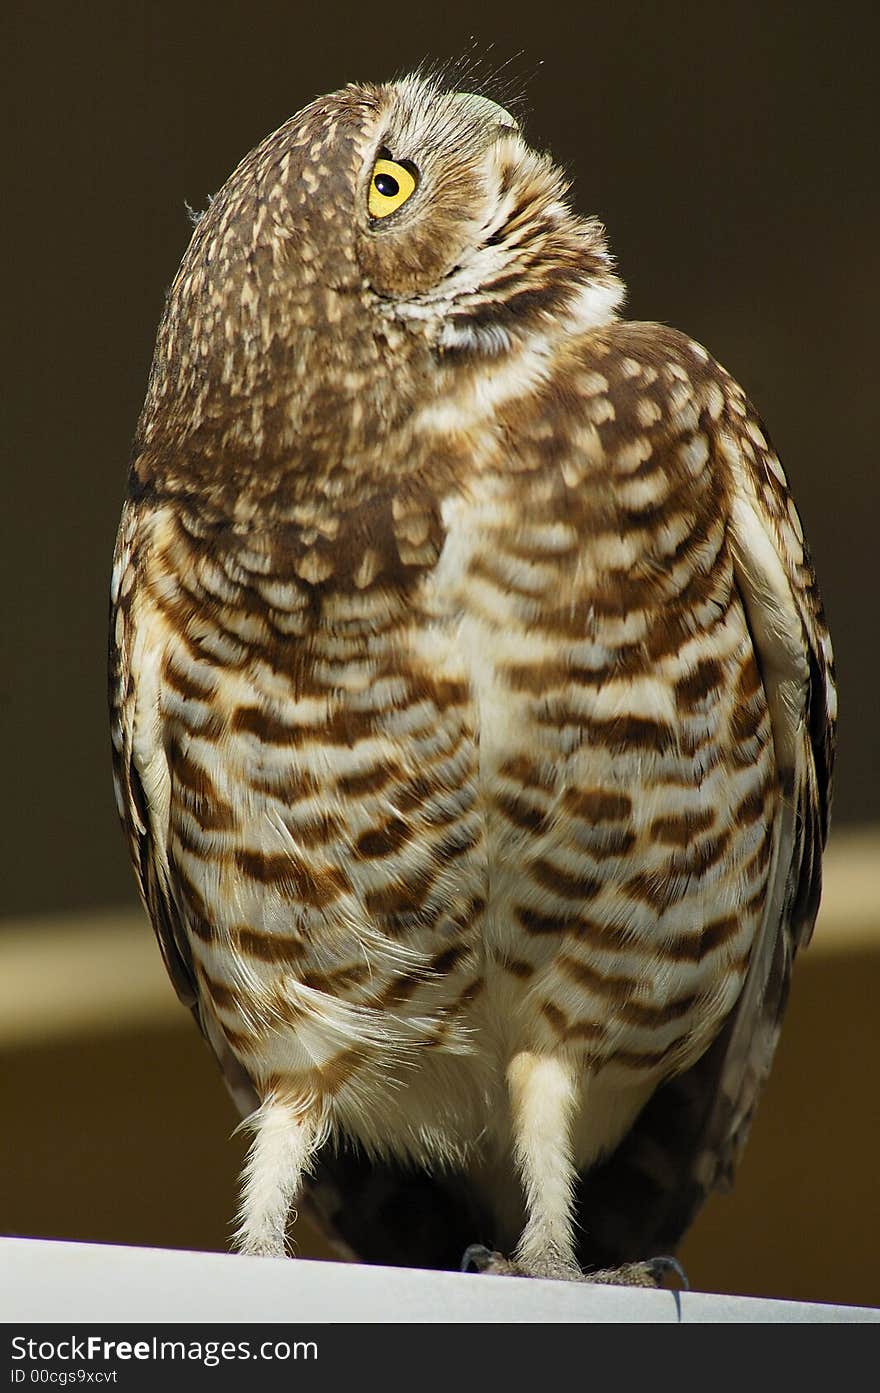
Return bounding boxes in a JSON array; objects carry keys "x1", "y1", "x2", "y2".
[{"x1": 374, "y1": 172, "x2": 400, "y2": 198}]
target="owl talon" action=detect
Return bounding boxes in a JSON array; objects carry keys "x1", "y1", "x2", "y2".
[
  {"x1": 462, "y1": 1246, "x2": 688, "y2": 1288},
  {"x1": 586, "y1": 1255, "x2": 689, "y2": 1289},
  {"x1": 460, "y1": 1244, "x2": 513, "y2": 1275},
  {"x1": 651, "y1": 1255, "x2": 689, "y2": 1290}
]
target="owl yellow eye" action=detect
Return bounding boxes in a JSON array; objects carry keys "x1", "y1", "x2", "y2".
[{"x1": 368, "y1": 157, "x2": 418, "y2": 219}]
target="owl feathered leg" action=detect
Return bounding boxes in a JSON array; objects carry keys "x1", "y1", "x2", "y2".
[
  {"x1": 508, "y1": 1052, "x2": 580, "y2": 1277},
  {"x1": 233, "y1": 1091, "x2": 329, "y2": 1257},
  {"x1": 463, "y1": 1052, "x2": 685, "y2": 1288}
]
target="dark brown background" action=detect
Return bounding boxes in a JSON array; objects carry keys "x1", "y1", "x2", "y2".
[
  {"x1": 4, "y1": 2, "x2": 877, "y2": 916},
  {"x1": 2, "y1": 0, "x2": 878, "y2": 1310}
]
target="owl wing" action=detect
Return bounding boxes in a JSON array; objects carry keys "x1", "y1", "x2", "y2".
[
  {"x1": 109, "y1": 502, "x2": 196, "y2": 1009},
  {"x1": 109, "y1": 499, "x2": 258, "y2": 1115},
  {"x1": 565, "y1": 323, "x2": 837, "y2": 1264},
  {"x1": 705, "y1": 380, "x2": 836, "y2": 1151}
]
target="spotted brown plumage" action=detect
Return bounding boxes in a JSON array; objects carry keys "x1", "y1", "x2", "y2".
[{"x1": 109, "y1": 73, "x2": 836, "y2": 1279}]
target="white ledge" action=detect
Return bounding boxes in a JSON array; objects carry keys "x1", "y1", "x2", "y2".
[{"x1": 1, "y1": 1238, "x2": 877, "y2": 1324}]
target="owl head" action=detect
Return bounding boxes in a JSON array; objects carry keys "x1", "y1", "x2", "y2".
[{"x1": 136, "y1": 75, "x2": 623, "y2": 494}]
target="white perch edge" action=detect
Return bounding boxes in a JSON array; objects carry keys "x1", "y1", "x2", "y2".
[{"x1": 1, "y1": 1238, "x2": 877, "y2": 1323}]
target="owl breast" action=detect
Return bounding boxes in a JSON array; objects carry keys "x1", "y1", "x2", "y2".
[
  {"x1": 142, "y1": 386, "x2": 777, "y2": 1176},
  {"x1": 422, "y1": 464, "x2": 777, "y2": 1166}
]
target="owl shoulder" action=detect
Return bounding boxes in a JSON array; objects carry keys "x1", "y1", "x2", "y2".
[{"x1": 526, "y1": 319, "x2": 801, "y2": 519}]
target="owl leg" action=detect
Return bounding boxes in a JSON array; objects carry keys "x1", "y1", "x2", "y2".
[
  {"x1": 507, "y1": 1050, "x2": 581, "y2": 1279},
  {"x1": 462, "y1": 1052, "x2": 684, "y2": 1288},
  {"x1": 233, "y1": 1091, "x2": 328, "y2": 1257}
]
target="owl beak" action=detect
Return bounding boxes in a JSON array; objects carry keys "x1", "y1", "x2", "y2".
[{"x1": 452, "y1": 92, "x2": 520, "y2": 135}]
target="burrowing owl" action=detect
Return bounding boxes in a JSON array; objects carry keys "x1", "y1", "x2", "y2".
[{"x1": 110, "y1": 73, "x2": 836, "y2": 1283}]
